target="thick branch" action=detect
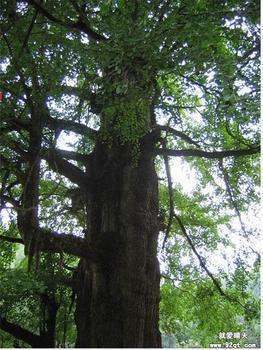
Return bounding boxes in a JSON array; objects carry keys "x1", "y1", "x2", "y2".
[
  {"x1": 46, "y1": 117, "x2": 97, "y2": 139},
  {"x1": 157, "y1": 125, "x2": 200, "y2": 147},
  {"x1": 0, "y1": 235, "x2": 23, "y2": 244},
  {"x1": 42, "y1": 149, "x2": 90, "y2": 187},
  {"x1": 27, "y1": 0, "x2": 107, "y2": 41},
  {"x1": 0, "y1": 228, "x2": 95, "y2": 260},
  {"x1": 0, "y1": 315, "x2": 42, "y2": 347},
  {"x1": 1, "y1": 115, "x2": 97, "y2": 138},
  {"x1": 156, "y1": 145, "x2": 260, "y2": 159},
  {"x1": 46, "y1": 148, "x2": 90, "y2": 163},
  {"x1": 37, "y1": 228, "x2": 95, "y2": 260},
  {"x1": 0, "y1": 117, "x2": 29, "y2": 133}
]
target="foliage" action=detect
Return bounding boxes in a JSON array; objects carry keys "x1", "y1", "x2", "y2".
[
  {"x1": 0, "y1": 0, "x2": 260, "y2": 347},
  {"x1": 160, "y1": 263, "x2": 260, "y2": 348}
]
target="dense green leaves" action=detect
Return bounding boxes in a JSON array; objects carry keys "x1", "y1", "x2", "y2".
[
  {"x1": 160, "y1": 263, "x2": 260, "y2": 347},
  {"x1": 0, "y1": 0, "x2": 260, "y2": 347}
]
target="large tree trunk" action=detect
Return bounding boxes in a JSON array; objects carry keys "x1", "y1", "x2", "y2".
[{"x1": 74, "y1": 134, "x2": 162, "y2": 347}]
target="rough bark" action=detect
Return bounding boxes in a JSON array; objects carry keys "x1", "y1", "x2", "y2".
[{"x1": 74, "y1": 135, "x2": 161, "y2": 347}]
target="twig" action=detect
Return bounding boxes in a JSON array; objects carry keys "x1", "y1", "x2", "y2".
[
  {"x1": 218, "y1": 159, "x2": 260, "y2": 257},
  {"x1": 173, "y1": 213, "x2": 245, "y2": 308}
]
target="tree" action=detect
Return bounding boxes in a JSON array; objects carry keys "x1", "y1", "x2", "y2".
[{"x1": 0, "y1": 0, "x2": 260, "y2": 348}]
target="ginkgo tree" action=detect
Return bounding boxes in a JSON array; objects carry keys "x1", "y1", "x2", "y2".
[{"x1": 0, "y1": 0, "x2": 260, "y2": 348}]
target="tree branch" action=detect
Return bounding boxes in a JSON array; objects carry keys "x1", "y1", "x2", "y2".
[
  {"x1": 156, "y1": 145, "x2": 260, "y2": 159},
  {"x1": 36, "y1": 228, "x2": 95, "y2": 260},
  {"x1": 0, "y1": 235, "x2": 23, "y2": 244},
  {"x1": 161, "y1": 153, "x2": 246, "y2": 306},
  {"x1": 175, "y1": 215, "x2": 226, "y2": 294},
  {"x1": 0, "y1": 117, "x2": 29, "y2": 133},
  {"x1": 0, "y1": 315, "x2": 42, "y2": 347},
  {"x1": 27, "y1": 0, "x2": 107, "y2": 41},
  {"x1": 1, "y1": 114, "x2": 97, "y2": 138},
  {"x1": 173, "y1": 214, "x2": 245, "y2": 307},
  {"x1": 161, "y1": 142, "x2": 174, "y2": 250},
  {"x1": 218, "y1": 159, "x2": 260, "y2": 257},
  {"x1": 42, "y1": 149, "x2": 90, "y2": 187},
  {"x1": 46, "y1": 117, "x2": 97, "y2": 139},
  {"x1": 45, "y1": 148, "x2": 90, "y2": 163},
  {"x1": 0, "y1": 227, "x2": 95, "y2": 260},
  {"x1": 20, "y1": 9, "x2": 39, "y2": 53},
  {"x1": 0, "y1": 194, "x2": 20, "y2": 209},
  {"x1": 157, "y1": 125, "x2": 200, "y2": 147}
]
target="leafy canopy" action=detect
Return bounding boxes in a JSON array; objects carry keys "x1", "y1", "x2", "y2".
[{"x1": 0, "y1": 0, "x2": 260, "y2": 347}]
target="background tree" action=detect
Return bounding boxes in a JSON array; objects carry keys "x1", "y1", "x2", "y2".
[{"x1": 0, "y1": 0, "x2": 260, "y2": 348}]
